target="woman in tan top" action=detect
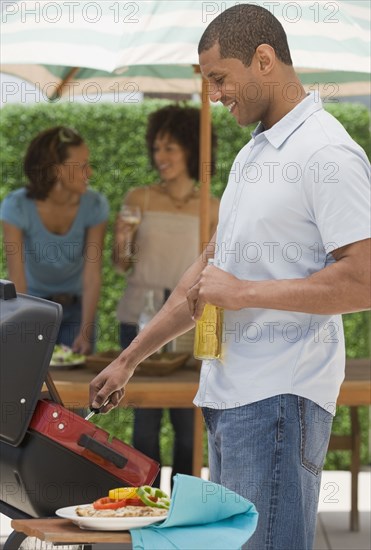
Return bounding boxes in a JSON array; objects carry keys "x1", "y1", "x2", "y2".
[{"x1": 113, "y1": 105, "x2": 219, "y2": 486}]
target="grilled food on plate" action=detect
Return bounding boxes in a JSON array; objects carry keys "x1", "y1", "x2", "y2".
[{"x1": 76, "y1": 486, "x2": 170, "y2": 518}]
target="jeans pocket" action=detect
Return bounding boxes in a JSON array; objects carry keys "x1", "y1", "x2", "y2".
[{"x1": 298, "y1": 397, "x2": 333, "y2": 476}]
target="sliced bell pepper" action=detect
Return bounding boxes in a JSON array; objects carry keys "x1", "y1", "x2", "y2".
[
  {"x1": 108, "y1": 487, "x2": 138, "y2": 500},
  {"x1": 93, "y1": 497, "x2": 127, "y2": 510},
  {"x1": 93, "y1": 496, "x2": 146, "y2": 510},
  {"x1": 122, "y1": 497, "x2": 147, "y2": 507},
  {"x1": 137, "y1": 486, "x2": 170, "y2": 509}
]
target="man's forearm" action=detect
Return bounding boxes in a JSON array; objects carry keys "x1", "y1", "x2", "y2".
[
  {"x1": 190, "y1": 239, "x2": 371, "y2": 319},
  {"x1": 244, "y1": 275, "x2": 368, "y2": 315},
  {"x1": 120, "y1": 251, "x2": 210, "y2": 367},
  {"x1": 243, "y1": 240, "x2": 371, "y2": 315},
  {"x1": 125, "y1": 301, "x2": 195, "y2": 364}
]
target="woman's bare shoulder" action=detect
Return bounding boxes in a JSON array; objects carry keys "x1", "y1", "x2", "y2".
[
  {"x1": 124, "y1": 185, "x2": 153, "y2": 208},
  {"x1": 210, "y1": 195, "x2": 220, "y2": 228},
  {"x1": 125, "y1": 187, "x2": 144, "y2": 201}
]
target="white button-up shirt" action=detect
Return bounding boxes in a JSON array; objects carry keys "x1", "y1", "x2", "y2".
[{"x1": 194, "y1": 93, "x2": 370, "y2": 413}]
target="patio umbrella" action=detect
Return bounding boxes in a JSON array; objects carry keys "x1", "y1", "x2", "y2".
[
  {"x1": 1, "y1": 0, "x2": 369, "y2": 94},
  {"x1": 1, "y1": 0, "x2": 370, "y2": 244}
]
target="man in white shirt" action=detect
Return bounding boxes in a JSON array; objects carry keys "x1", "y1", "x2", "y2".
[{"x1": 90, "y1": 4, "x2": 370, "y2": 548}]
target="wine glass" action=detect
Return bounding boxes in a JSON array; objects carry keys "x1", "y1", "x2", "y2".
[{"x1": 119, "y1": 205, "x2": 141, "y2": 226}]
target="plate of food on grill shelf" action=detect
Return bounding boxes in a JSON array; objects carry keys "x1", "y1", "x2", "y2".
[
  {"x1": 49, "y1": 344, "x2": 86, "y2": 368},
  {"x1": 56, "y1": 486, "x2": 170, "y2": 530}
]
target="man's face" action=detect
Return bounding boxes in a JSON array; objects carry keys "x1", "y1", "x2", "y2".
[{"x1": 199, "y1": 43, "x2": 264, "y2": 127}]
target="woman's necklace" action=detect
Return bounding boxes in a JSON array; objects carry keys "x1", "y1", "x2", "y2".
[{"x1": 159, "y1": 181, "x2": 198, "y2": 209}]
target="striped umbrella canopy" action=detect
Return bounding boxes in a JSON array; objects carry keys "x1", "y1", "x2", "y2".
[
  {"x1": 1, "y1": 0, "x2": 369, "y2": 98},
  {"x1": 1, "y1": 0, "x2": 370, "y2": 243}
]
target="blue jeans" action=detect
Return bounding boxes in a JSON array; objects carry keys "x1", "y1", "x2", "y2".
[
  {"x1": 56, "y1": 302, "x2": 82, "y2": 347},
  {"x1": 202, "y1": 394, "x2": 333, "y2": 550},
  {"x1": 120, "y1": 323, "x2": 194, "y2": 488}
]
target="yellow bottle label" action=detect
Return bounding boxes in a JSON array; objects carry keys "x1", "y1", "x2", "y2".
[{"x1": 193, "y1": 304, "x2": 223, "y2": 360}]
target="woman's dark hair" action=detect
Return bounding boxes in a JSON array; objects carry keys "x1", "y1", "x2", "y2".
[
  {"x1": 198, "y1": 4, "x2": 292, "y2": 67},
  {"x1": 146, "y1": 104, "x2": 217, "y2": 180},
  {"x1": 24, "y1": 126, "x2": 83, "y2": 199}
]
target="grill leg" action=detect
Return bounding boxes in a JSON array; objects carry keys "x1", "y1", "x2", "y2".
[{"x1": 3, "y1": 530, "x2": 28, "y2": 550}]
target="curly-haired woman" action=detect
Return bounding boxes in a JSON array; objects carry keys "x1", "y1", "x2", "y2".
[{"x1": 1, "y1": 126, "x2": 108, "y2": 354}]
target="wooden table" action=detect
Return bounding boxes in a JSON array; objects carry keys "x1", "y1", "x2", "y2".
[
  {"x1": 336, "y1": 358, "x2": 370, "y2": 406},
  {"x1": 328, "y1": 358, "x2": 370, "y2": 531},
  {"x1": 8, "y1": 518, "x2": 131, "y2": 549},
  {"x1": 50, "y1": 357, "x2": 370, "y2": 531}
]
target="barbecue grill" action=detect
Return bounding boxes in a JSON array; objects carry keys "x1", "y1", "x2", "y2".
[{"x1": 0, "y1": 280, "x2": 159, "y2": 549}]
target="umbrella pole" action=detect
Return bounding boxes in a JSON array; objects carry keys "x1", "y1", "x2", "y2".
[
  {"x1": 48, "y1": 67, "x2": 80, "y2": 100},
  {"x1": 192, "y1": 67, "x2": 211, "y2": 479},
  {"x1": 199, "y1": 75, "x2": 211, "y2": 253}
]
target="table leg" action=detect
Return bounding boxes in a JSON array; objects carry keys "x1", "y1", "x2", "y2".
[
  {"x1": 350, "y1": 406, "x2": 360, "y2": 531},
  {"x1": 192, "y1": 408, "x2": 204, "y2": 476}
]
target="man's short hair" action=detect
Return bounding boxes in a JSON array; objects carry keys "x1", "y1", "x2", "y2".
[{"x1": 198, "y1": 4, "x2": 293, "y2": 67}]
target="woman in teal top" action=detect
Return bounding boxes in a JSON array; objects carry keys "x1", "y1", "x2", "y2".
[{"x1": 1, "y1": 126, "x2": 109, "y2": 354}]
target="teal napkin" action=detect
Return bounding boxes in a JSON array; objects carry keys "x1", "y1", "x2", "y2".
[{"x1": 130, "y1": 474, "x2": 258, "y2": 550}]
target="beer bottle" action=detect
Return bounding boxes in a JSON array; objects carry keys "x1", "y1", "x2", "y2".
[{"x1": 193, "y1": 259, "x2": 223, "y2": 360}]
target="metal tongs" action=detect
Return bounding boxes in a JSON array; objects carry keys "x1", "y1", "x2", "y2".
[{"x1": 85, "y1": 398, "x2": 110, "y2": 421}]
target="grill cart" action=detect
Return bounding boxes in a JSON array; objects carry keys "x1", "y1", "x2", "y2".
[{"x1": 0, "y1": 280, "x2": 159, "y2": 549}]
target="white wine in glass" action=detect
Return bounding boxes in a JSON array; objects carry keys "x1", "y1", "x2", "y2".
[{"x1": 120, "y1": 205, "x2": 141, "y2": 225}]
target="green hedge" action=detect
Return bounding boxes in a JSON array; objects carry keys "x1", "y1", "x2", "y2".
[{"x1": 1, "y1": 100, "x2": 370, "y2": 469}]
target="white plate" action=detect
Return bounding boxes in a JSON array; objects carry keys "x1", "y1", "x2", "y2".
[
  {"x1": 56, "y1": 505, "x2": 167, "y2": 531},
  {"x1": 50, "y1": 345, "x2": 85, "y2": 368},
  {"x1": 50, "y1": 358, "x2": 85, "y2": 367}
]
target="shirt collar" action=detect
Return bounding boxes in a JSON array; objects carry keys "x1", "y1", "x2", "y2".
[{"x1": 251, "y1": 92, "x2": 323, "y2": 148}]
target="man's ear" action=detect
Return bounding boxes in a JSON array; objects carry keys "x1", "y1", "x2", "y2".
[{"x1": 255, "y1": 44, "x2": 275, "y2": 74}]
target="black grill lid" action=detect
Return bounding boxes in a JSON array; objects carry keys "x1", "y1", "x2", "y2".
[{"x1": 0, "y1": 280, "x2": 62, "y2": 446}]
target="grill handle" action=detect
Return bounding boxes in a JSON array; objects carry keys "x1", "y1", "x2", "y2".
[
  {"x1": 0, "y1": 279, "x2": 16, "y2": 300},
  {"x1": 78, "y1": 433, "x2": 128, "y2": 469}
]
